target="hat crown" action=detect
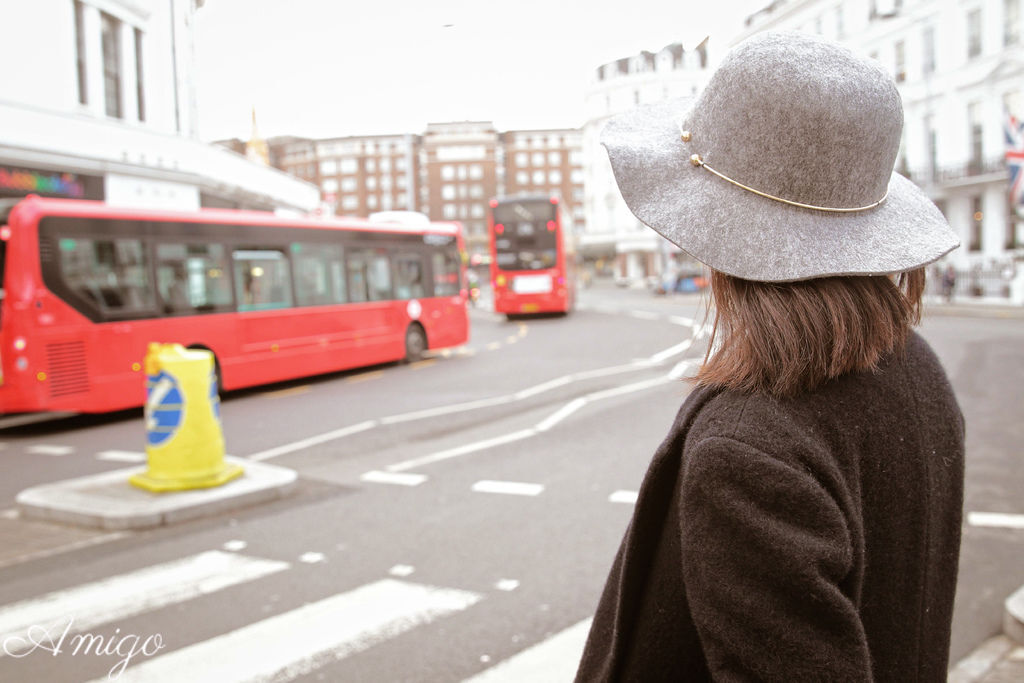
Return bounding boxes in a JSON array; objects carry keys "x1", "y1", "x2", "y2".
[{"x1": 686, "y1": 32, "x2": 902, "y2": 209}]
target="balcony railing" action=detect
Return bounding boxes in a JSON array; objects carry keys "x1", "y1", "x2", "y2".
[{"x1": 904, "y1": 156, "x2": 1008, "y2": 188}]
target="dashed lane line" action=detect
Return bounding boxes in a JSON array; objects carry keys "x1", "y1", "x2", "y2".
[
  {"x1": 471, "y1": 480, "x2": 545, "y2": 497},
  {"x1": 967, "y1": 512, "x2": 1024, "y2": 530}
]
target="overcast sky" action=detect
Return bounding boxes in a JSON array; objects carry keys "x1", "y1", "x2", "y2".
[{"x1": 194, "y1": 0, "x2": 766, "y2": 142}]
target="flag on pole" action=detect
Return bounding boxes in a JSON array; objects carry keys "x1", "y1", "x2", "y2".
[{"x1": 1006, "y1": 109, "x2": 1024, "y2": 216}]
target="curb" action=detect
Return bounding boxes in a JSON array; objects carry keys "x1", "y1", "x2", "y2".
[{"x1": 1005, "y1": 585, "x2": 1024, "y2": 645}]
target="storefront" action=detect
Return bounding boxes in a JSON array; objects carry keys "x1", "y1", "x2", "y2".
[{"x1": 0, "y1": 164, "x2": 104, "y2": 201}]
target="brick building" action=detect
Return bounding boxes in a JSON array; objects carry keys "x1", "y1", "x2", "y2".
[{"x1": 255, "y1": 123, "x2": 584, "y2": 261}]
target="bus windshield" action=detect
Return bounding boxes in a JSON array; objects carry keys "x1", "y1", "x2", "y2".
[{"x1": 492, "y1": 201, "x2": 557, "y2": 271}]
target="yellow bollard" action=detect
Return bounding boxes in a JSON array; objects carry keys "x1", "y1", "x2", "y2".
[{"x1": 130, "y1": 343, "x2": 243, "y2": 492}]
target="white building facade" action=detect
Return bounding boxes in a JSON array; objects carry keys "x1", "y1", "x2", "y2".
[
  {"x1": 735, "y1": 0, "x2": 1024, "y2": 299},
  {"x1": 0, "y1": 0, "x2": 317, "y2": 212},
  {"x1": 582, "y1": 41, "x2": 714, "y2": 283}
]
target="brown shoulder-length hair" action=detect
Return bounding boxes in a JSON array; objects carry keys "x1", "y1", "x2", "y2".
[{"x1": 695, "y1": 268, "x2": 926, "y2": 398}]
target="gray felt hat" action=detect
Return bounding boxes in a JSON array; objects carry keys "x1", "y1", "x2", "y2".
[{"x1": 601, "y1": 31, "x2": 959, "y2": 282}]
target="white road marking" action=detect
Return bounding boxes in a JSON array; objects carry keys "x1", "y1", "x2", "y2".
[
  {"x1": 609, "y1": 490, "x2": 639, "y2": 505},
  {"x1": 967, "y1": 512, "x2": 1024, "y2": 529},
  {"x1": 495, "y1": 579, "x2": 520, "y2": 592},
  {"x1": 96, "y1": 450, "x2": 147, "y2": 463},
  {"x1": 222, "y1": 540, "x2": 248, "y2": 552},
  {"x1": 0, "y1": 551, "x2": 288, "y2": 656},
  {"x1": 387, "y1": 430, "x2": 538, "y2": 473},
  {"x1": 462, "y1": 618, "x2": 593, "y2": 683},
  {"x1": 0, "y1": 509, "x2": 17, "y2": 520},
  {"x1": 26, "y1": 444, "x2": 74, "y2": 456},
  {"x1": 535, "y1": 398, "x2": 587, "y2": 432},
  {"x1": 649, "y1": 339, "x2": 692, "y2": 363},
  {"x1": 670, "y1": 315, "x2": 695, "y2": 327},
  {"x1": 243, "y1": 332, "x2": 703, "y2": 468},
  {"x1": 513, "y1": 376, "x2": 572, "y2": 400},
  {"x1": 298, "y1": 552, "x2": 326, "y2": 564},
  {"x1": 628, "y1": 310, "x2": 660, "y2": 320},
  {"x1": 379, "y1": 396, "x2": 510, "y2": 425},
  {"x1": 248, "y1": 420, "x2": 378, "y2": 462},
  {"x1": 94, "y1": 579, "x2": 482, "y2": 683},
  {"x1": 471, "y1": 480, "x2": 544, "y2": 497},
  {"x1": 360, "y1": 470, "x2": 428, "y2": 486},
  {"x1": 389, "y1": 564, "x2": 415, "y2": 577}
]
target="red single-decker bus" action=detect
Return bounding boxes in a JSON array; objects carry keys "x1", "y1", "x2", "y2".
[{"x1": 0, "y1": 197, "x2": 469, "y2": 414}]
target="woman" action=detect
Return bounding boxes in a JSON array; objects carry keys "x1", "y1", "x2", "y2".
[{"x1": 575, "y1": 32, "x2": 964, "y2": 682}]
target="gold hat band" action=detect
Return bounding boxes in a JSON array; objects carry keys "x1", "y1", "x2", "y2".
[{"x1": 679, "y1": 127, "x2": 888, "y2": 213}]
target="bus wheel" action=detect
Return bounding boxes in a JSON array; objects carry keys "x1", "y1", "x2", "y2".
[{"x1": 404, "y1": 324, "x2": 427, "y2": 363}]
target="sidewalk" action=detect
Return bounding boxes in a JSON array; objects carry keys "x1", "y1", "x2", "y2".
[{"x1": 950, "y1": 583, "x2": 1024, "y2": 682}]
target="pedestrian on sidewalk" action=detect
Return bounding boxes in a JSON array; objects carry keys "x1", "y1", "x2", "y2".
[{"x1": 576, "y1": 32, "x2": 964, "y2": 682}]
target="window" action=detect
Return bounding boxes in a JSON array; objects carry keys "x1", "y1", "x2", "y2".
[
  {"x1": 367, "y1": 194, "x2": 378, "y2": 209},
  {"x1": 59, "y1": 237, "x2": 154, "y2": 314},
  {"x1": 394, "y1": 254, "x2": 426, "y2": 299},
  {"x1": 233, "y1": 248, "x2": 292, "y2": 311},
  {"x1": 894, "y1": 40, "x2": 906, "y2": 82},
  {"x1": 366, "y1": 176, "x2": 377, "y2": 190},
  {"x1": 548, "y1": 151, "x2": 561, "y2": 165},
  {"x1": 101, "y1": 12, "x2": 122, "y2": 118},
  {"x1": 968, "y1": 101, "x2": 984, "y2": 171},
  {"x1": 432, "y1": 249, "x2": 461, "y2": 296},
  {"x1": 1008, "y1": 0, "x2": 1022, "y2": 46},
  {"x1": 339, "y1": 158, "x2": 358, "y2": 174},
  {"x1": 924, "y1": 114, "x2": 937, "y2": 180},
  {"x1": 155, "y1": 243, "x2": 232, "y2": 314},
  {"x1": 441, "y1": 185, "x2": 456, "y2": 200},
  {"x1": 366, "y1": 159, "x2": 376, "y2": 173},
  {"x1": 922, "y1": 26, "x2": 935, "y2": 75},
  {"x1": 549, "y1": 170, "x2": 562, "y2": 184},
  {"x1": 134, "y1": 28, "x2": 145, "y2": 121},
  {"x1": 441, "y1": 165, "x2": 455, "y2": 180},
  {"x1": 380, "y1": 157, "x2": 391, "y2": 172},
  {"x1": 516, "y1": 171, "x2": 529, "y2": 185},
  {"x1": 320, "y1": 160, "x2": 338, "y2": 175},
  {"x1": 341, "y1": 177, "x2": 356, "y2": 192},
  {"x1": 347, "y1": 249, "x2": 392, "y2": 302},
  {"x1": 471, "y1": 204, "x2": 485, "y2": 218},
  {"x1": 469, "y1": 184, "x2": 484, "y2": 198},
  {"x1": 291, "y1": 242, "x2": 345, "y2": 306},
  {"x1": 967, "y1": 8, "x2": 982, "y2": 58},
  {"x1": 443, "y1": 204, "x2": 457, "y2": 219},
  {"x1": 322, "y1": 178, "x2": 338, "y2": 193},
  {"x1": 342, "y1": 196, "x2": 358, "y2": 210},
  {"x1": 532, "y1": 152, "x2": 545, "y2": 166},
  {"x1": 469, "y1": 164, "x2": 483, "y2": 179},
  {"x1": 970, "y1": 196, "x2": 983, "y2": 251},
  {"x1": 571, "y1": 169, "x2": 584, "y2": 184},
  {"x1": 532, "y1": 170, "x2": 545, "y2": 184},
  {"x1": 74, "y1": 1, "x2": 87, "y2": 105}
]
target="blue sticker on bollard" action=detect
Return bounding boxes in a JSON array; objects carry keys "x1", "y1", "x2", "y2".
[
  {"x1": 145, "y1": 370, "x2": 185, "y2": 447},
  {"x1": 210, "y1": 369, "x2": 220, "y2": 421}
]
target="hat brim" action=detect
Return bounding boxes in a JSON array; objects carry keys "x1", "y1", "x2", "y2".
[{"x1": 601, "y1": 97, "x2": 960, "y2": 282}]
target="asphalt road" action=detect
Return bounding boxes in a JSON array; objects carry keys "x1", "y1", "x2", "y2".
[{"x1": 0, "y1": 283, "x2": 1020, "y2": 682}]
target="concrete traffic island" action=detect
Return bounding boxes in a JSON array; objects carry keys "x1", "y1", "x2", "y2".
[
  {"x1": 16, "y1": 457, "x2": 297, "y2": 531},
  {"x1": 1006, "y1": 585, "x2": 1024, "y2": 645}
]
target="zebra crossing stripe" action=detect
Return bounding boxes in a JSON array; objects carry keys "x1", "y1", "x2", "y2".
[
  {"x1": 96, "y1": 579, "x2": 482, "y2": 682},
  {"x1": 0, "y1": 551, "x2": 288, "y2": 656},
  {"x1": 462, "y1": 618, "x2": 592, "y2": 682}
]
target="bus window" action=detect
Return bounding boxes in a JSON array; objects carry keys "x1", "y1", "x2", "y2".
[
  {"x1": 233, "y1": 248, "x2": 292, "y2": 311},
  {"x1": 394, "y1": 254, "x2": 426, "y2": 300},
  {"x1": 431, "y1": 248, "x2": 461, "y2": 296},
  {"x1": 59, "y1": 237, "x2": 156, "y2": 314},
  {"x1": 156, "y1": 243, "x2": 232, "y2": 314},
  {"x1": 291, "y1": 242, "x2": 346, "y2": 306},
  {"x1": 347, "y1": 249, "x2": 392, "y2": 302}
]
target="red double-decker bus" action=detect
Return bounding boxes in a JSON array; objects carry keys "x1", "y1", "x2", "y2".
[
  {"x1": 487, "y1": 195, "x2": 575, "y2": 317},
  {"x1": 0, "y1": 197, "x2": 469, "y2": 414}
]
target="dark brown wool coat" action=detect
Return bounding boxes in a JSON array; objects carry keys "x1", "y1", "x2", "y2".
[{"x1": 575, "y1": 332, "x2": 964, "y2": 682}]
